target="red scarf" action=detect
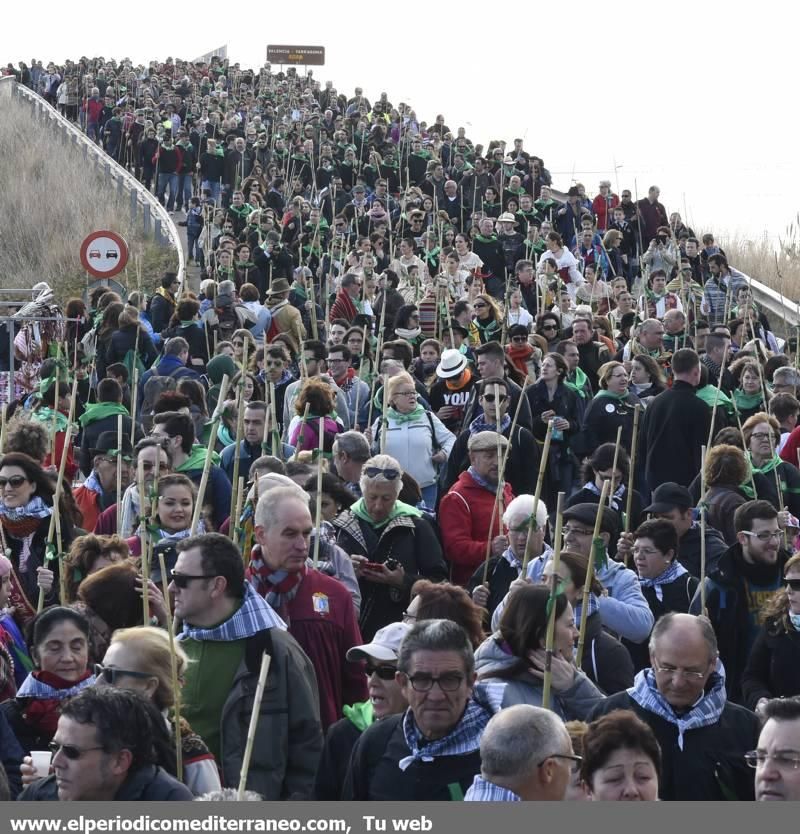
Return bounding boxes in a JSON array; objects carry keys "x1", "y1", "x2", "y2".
[
  {"x1": 506, "y1": 343, "x2": 534, "y2": 376},
  {"x1": 246, "y1": 547, "x2": 307, "y2": 621},
  {"x1": 22, "y1": 669, "x2": 94, "y2": 737}
]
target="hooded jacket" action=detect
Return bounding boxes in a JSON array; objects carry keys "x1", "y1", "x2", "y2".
[{"x1": 472, "y1": 633, "x2": 605, "y2": 719}]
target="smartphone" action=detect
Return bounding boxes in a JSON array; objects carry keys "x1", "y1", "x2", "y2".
[
  {"x1": 362, "y1": 562, "x2": 384, "y2": 571},
  {"x1": 385, "y1": 558, "x2": 399, "y2": 571}
]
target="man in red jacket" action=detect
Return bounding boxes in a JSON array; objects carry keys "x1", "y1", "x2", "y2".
[
  {"x1": 248, "y1": 485, "x2": 367, "y2": 729},
  {"x1": 329, "y1": 274, "x2": 362, "y2": 324},
  {"x1": 438, "y1": 431, "x2": 515, "y2": 586}
]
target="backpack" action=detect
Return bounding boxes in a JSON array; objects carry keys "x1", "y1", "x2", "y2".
[
  {"x1": 290, "y1": 415, "x2": 341, "y2": 454},
  {"x1": 122, "y1": 347, "x2": 147, "y2": 383}
]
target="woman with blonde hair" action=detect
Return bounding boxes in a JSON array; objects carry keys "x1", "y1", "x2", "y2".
[
  {"x1": 469, "y1": 293, "x2": 502, "y2": 346},
  {"x1": 97, "y1": 627, "x2": 221, "y2": 796}
]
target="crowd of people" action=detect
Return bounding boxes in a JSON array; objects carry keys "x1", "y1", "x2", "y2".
[{"x1": 1, "y1": 52, "x2": 799, "y2": 804}]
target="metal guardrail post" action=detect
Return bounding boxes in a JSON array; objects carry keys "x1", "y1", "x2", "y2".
[
  {"x1": 130, "y1": 189, "x2": 138, "y2": 223},
  {"x1": 143, "y1": 203, "x2": 151, "y2": 235}
]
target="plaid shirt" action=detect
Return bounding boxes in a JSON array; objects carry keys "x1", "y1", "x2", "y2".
[{"x1": 464, "y1": 775, "x2": 521, "y2": 802}]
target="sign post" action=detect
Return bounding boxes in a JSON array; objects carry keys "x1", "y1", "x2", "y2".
[
  {"x1": 266, "y1": 45, "x2": 325, "y2": 66},
  {"x1": 80, "y1": 230, "x2": 129, "y2": 280}
]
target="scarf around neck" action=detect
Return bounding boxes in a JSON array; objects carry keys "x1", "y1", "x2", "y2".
[
  {"x1": 387, "y1": 404, "x2": 425, "y2": 424},
  {"x1": 399, "y1": 700, "x2": 490, "y2": 771},
  {"x1": 627, "y1": 665, "x2": 727, "y2": 750},
  {"x1": 350, "y1": 498, "x2": 422, "y2": 530},
  {"x1": 179, "y1": 582, "x2": 286, "y2": 642},
  {"x1": 595, "y1": 389, "x2": 629, "y2": 402},
  {"x1": 469, "y1": 414, "x2": 511, "y2": 435},
  {"x1": 17, "y1": 669, "x2": 95, "y2": 700},
  {"x1": 639, "y1": 561, "x2": 689, "y2": 601},
  {"x1": 468, "y1": 465, "x2": 500, "y2": 495},
  {"x1": 564, "y1": 367, "x2": 589, "y2": 398},
  {"x1": 733, "y1": 389, "x2": 764, "y2": 411},
  {"x1": 584, "y1": 480, "x2": 625, "y2": 511},
  {"x1": 395, "y1": 326, "x2": 422, "y2": 340},
  {"x1": 78, "y1": 401, "x2": 129, "y2": 428}
]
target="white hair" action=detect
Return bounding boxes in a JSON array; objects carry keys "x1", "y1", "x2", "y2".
[
  {"x1": 503, "y1": 495, "x2": 547, "y2": 531},
  {"x1": 254, "y1": 485, "x2": 309, "y2": 529},
  {"x1": 359, "y1": 454, "x2": 403, "y2": 497}
]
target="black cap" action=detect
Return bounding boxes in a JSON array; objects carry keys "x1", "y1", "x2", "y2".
[
  {"x1": 92, "y1": 431, "x2": 133, "y2": 459},
  {"x1": 643, "y1": 482, "x2": 693, "y2": 514},
  {"x1": 562, "y1": 503, "x2": 618, "y2": 536}
]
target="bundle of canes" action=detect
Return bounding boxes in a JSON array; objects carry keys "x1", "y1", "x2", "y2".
[
  {"x1": 191, "y1": 375, "x2": 231, "y2": 534},
  {"x1": 541, "y1": 492, "x2": 565, "y2": 712},
  {"x1": 519, "y1": 419, "x2": 555, "y2": 574},
  {"x1": 575, "y1": 479, "x2": 611, "y2": 668},
  {"x1": 158, "y1": 551, "x2": 183, "y2": 782},
  {"x1": 237, "y1": 651, "x2": 272, "y2": 799}
]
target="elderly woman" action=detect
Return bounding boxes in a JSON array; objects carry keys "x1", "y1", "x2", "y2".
[
  {"x1": 702, "y1": 443, "x2": 752, "y2": 545},
  {"x1": 742, "y1": 413, "x2": 800, "y2": 518},
  {"x1": 331, "y1": 454, "x2": 448, "y2": 640},
  {"x1": 578, "y1": 361, "x2": 641, "y2": 456},
  {"x1": 742, "y1": 553, "x2": 800, "y2": 711},
  {"x1": 403, "y1": 580, "x2": 486, "y2": 650},
  {"x1": 473, "y1": 583, "x2": 604, "y2": 720},
  {"x1": 580, "y1": 711, "x2": 661, "y2": 801},
  {"x1": 63, "y1": 534, "x2": 130, "y2": 603},
  {"x1": 370, "y1": 372, "x2": 454, "y2": 510}
]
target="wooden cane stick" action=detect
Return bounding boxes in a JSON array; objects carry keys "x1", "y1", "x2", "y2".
[
  {"x1": 229, "y1": 343, "x2": 249, "y2": 534},
  {"x1": 609, "y1": 425, "x2": 622, "y2": 509},
  {"x1": 312, "y1": 415, "x2": 325, "y2": 568},
  {"x1": 623, "y1": 405, "x2": 642, "y2": 544},
  {"x1": 191, "y1": 374, "x2": 230, "y2": 534},
  {"x1": 269, "y1": 382, "x2": 280, "y2": 458},
  {"x1": 521, "y1": 420, "x2": 554, "y2": 571},
  {"x1": 576, "y1": 479, "x2": 611, "y2": 668},
  {"x1": 138, "y1": 457, "x2": 150, "y2": 625},
  {"x1": 158, "y1": 552, "x2": 183, "y2": 782},
  {"x1": 541, "y1": 491, "x2": 565, "y2": 712},
  {"x1": 116, "y1": 414, "x2": 124, "y2": 534},
  {"x1": 237, "y1": 651, "x2": 272, "y2": 799}
]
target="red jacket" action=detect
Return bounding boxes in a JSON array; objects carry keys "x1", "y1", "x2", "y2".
[
  {"x1": 249, "y1": 560, "x2": 367, "y2": 731},
  {"x1": 329, "y1": 291, "x2": 358, "y2": 324},
  {"x1": 438, "y1": 470, "x2": 515, "y2": 586},
  {"x1": 592, "y1": 193, "x2": 619, "y2": 231}
]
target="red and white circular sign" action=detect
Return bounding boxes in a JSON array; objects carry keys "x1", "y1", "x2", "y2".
[{"x1": 80, "y1": 230, "x2": 129, "y2": 279}]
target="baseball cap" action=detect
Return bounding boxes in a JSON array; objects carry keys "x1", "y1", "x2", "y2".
[{"x1": 346, "y1": 622, "x2": 411, "y2": 663}]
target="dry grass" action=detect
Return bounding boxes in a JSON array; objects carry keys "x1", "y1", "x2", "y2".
[{"x1": 0, "y1": 93, "x2": 177, "y2": 302}]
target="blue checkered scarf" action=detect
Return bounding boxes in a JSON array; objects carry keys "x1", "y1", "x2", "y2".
[
  {"x1": 639, "y1": 560, "x2": 689, "y2": 602},
  {"x1": 178, "y1": 582, "x2": 286, "y2": 642},
  {"x1": 0, "y1": 495, "x2": 52, "y2": 523},
  {"x1": 399, "y1": 699, "x2": 490, "y2": 771},
  {"x1": 583, "y1": 480, "x2": 626, "y2": 511},
  {"x1": 469, "y1": 414, "x2": 511, "y2": 435},
  {"x1": 82, "y1": 470, "x2": 105, "y2": 497},
  {"x1": 468, "y1": 466, "x2": 499, "y2": 495},
  {"x1": 573, "y1": 592, "x2": 600, "y2": 623},
  {"x1": 17, "y1": 672, "x2": 96, "y2": 700},
  {"x1": 464, "y1": 774, "x2": 521, "y2": 802},
  {"x1": 627, "y1": 664, "x2": 727, "y2": 751}
]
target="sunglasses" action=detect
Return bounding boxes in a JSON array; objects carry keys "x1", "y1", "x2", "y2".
[
  {"x1": 786, "y1": 579, "x2": 800, "y2": 591},
  {"x1": 364, "y1": 663, "x2": 397, "y2": 680},
  {"x1": 0, "y1": 475, "x2": 27, "y2": 489},
  {"x1": 364, "y1": 466, "x2": 400, "y2": 480},
  {"x1": 49, "y1": 741, "x2": 104, "y2": 760},
  {"x1": 169, "y1": 570, "x2": 216, "y2": 588},
  {"x1": 482, "y1": 393, "x2": 508, "y2": 403},
  {"x1": 94, "y1": 663, "x2": 154, "y2": 685}
]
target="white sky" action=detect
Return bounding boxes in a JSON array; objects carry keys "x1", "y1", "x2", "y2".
[{"x1": 3, "y1": 1, "x2": 798, "y2": 255}]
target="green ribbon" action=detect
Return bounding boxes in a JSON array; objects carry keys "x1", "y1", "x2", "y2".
[
  {"x1": 545, "y1": 580, "x2": 568, "y2": 621},
  {"x1": 593, "y1": 536, "x2": 608, "y2": 573}
]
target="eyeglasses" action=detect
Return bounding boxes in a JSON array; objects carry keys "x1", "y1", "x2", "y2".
[
  {"x1": 364, "y1": 663, "x2": 397, "y2": 681},
  {"x1": 541, "y1": 324, "x2": 558, "y2": 331},
  {"x1": 786, "y1": 579, "x2": 800, "y2": 591},
  {"x1": 750, "y1": 432, "x2": 773, "y2": 441},
  {"x1": 511, "y1": 336, "x2": 528, "y2": 344},
  {"x1": 538, "y1": 753, "x2": 583, "y2": 773},
  {"x1": 0, "y1": 475, "x2": 27, "y2": 489},
  {"x1": 563, "y1": 525, "x2": 594, "y2": 537},
  {"x1": 169, "y1": 570, "x2": 216, "y2": 588},
  {"x1": 404, "y1": 672, "x2": 465, "y2": 692},
  {"x1": 741, "y1": 530, "x2": 782, "y2": 542},
  {"x1": 264, "y1": 360, "x2": 284, "y2": 368},
  {"x1": 49, "y1": 741, "x2": 105, "y2": 760},
  {"x1": 394, "y1": 390, "x2": 417, "y2": 397},
  {"x1": 94, "y1": 663, "x2": 154, "y2": 685},
  {"x1": 473, "y1": 303, "x2": 487, "y2": 309},
  {"x1": 481, "y1": 393, "x2": 508, "y2": 403},
  {"x1": 232, "y1": 341, "x2": 244, "y2": 347},
  {"x1": 745, "y1": 751, "x2": 800, "y2": 770},
  {"x1": 652, "y1": 664, "x2": 706, "y2": 680},
  {"x1": 364, "y1": 466, "x2": 401, "y2": 480}
]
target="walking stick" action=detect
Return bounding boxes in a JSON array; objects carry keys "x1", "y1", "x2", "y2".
[
  {"x1": 609, "y1": 425, "x2": 622, "y2": 509},
  {"x1": 312, "y1": 417, "x2": 325, "y2": 568},
  {"x1": 705, "y1": 345, "x2": 730, "y2": 452},
  {"x1": 623, "y1": 405, "x2": 641, "y2": 548},
  {"x1": 116, "y1": 414, "x2": 124, "y2": 534},
  {"x1": 138, "y1": 457, "x2": 150, "y2": 625},
  {"x1": 576, "y1": 479, "x2": 611, "y2": 668},
  {"x1": 229, "y1": 342, "x2": 249, "y2": 535},
  {"x1": 521, "y1": 419, "x2": 554, "y2": 571},
  {"x1": 541, "y1": 491, "x2": 565, "y2": 712},
  {"x1": 237, "y1": 652, "x2": 272, "y2": 799},
  {"x1": 700, "y1": 445, "x2": 708, "y2": 614},
  {"x1": 191, "y1": 375, "x2": 230, "y2": 534},
  {"x1": 269, "y1": 381, "x2": 280, "y2": 458},
  {"x1": 157, "y1": 552, "x2": 183, "y2": 782}
]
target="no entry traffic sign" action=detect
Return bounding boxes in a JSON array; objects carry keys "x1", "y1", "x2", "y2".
[{"x1": 80, "y1": 230, "x2": 129, "y2": 279}]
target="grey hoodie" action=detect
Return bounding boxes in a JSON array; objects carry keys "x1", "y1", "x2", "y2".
[{"x1": 472, "y1": 632, "x2": 605, "y2": 722}]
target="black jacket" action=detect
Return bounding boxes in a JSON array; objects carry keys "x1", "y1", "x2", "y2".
[
  {"x1": 461, "y1": 379, "x2": 533, "y2": 434},
  {"x1": 467, "y1": 556, "x2": 520, "y2": 619},
  {"x1": 580, "y1": 611, "x2": 635, "y2": 695},
  {"x1": 677, "y1": 522, "x2": 727, "y2": 578},
  {"x1": 161, "y1": 321, "x2": 210, "y2": 373},
  {"x1": 625, "y1": 573, "x2": 700, "y2": 671},
  {"x1": 577, "y1": 392, "x2": 641, "y2": 458},
  {"x1": 741, "y1": 621, "x2": 800, "y2": 709},
  {"x1": 690, "y1": 543, "x2": 789, "y2": 702},
  {"x1": 588, "y1": 690, "x2": 759, "y2": 801},
  {"x1": 79, "y1": 413, "x2": 144, "y2": 478},
  {"x1": 332, "y1": 511, "x2": 448, "y2": 642},
  {"x1": 148, "y1": 292, "x2": 176, "y2": 335},
  {"x1": 641, "y1": 382, "x2": 713, "y2": 489},
  {"x1": 314, "y1": 715, "x2": 362, "y2": 800},
  {"x1": 576, "y1": 341, "x2": 609, "y2": 393},
  {"x1": 18, "y1": 765, "x2": 193, "y2": 801},
  {"x1": 104, "y1": 324, "x2": 159, "y2": 375},
  {"x1": 442, "y1": 423, "x2": 539, "y2": 498},
  {"x1": 341, "y1": 712, "x2": 481, "y2": 801}
]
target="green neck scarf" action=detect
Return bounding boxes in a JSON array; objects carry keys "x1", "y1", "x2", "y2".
[
  {"x1": 474, "y1": 233, "x2": 497, "y2": 244},
  {"x1": 387, "y1": 404, "x2": 425, "y2": 423},
  {"x1": 350, "y1": 497, "x2": 422, "y2": 530},
  {"x1": 595, "y1": 389, "x2": 629, "y2": 402},
  {"x1": 32, "y1": 407, "x2": 69, "y2": 432},
  {"x1": 748, "y1": 452, "x2": 782, "y2": 476},
  {"x1": 733, "y1": 389, "x2": 764, "y2": 411},
  {"x1": 78, "y1": 401, "x2": 129, "y2": 428},
  {"x1": 564, "y1": 367, "x2": 589, "y2": 398},
  {"x1": 176, "y1": 444, "x2": 221, "y2": 473}
]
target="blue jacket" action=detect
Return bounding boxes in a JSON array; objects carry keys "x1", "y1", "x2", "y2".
[
  {"x1": 138, "y1": 354, "x2": 202, "y2": 407},
  {"x1": 0, "y1": 708, "x2": 23, "y2": 798}
]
